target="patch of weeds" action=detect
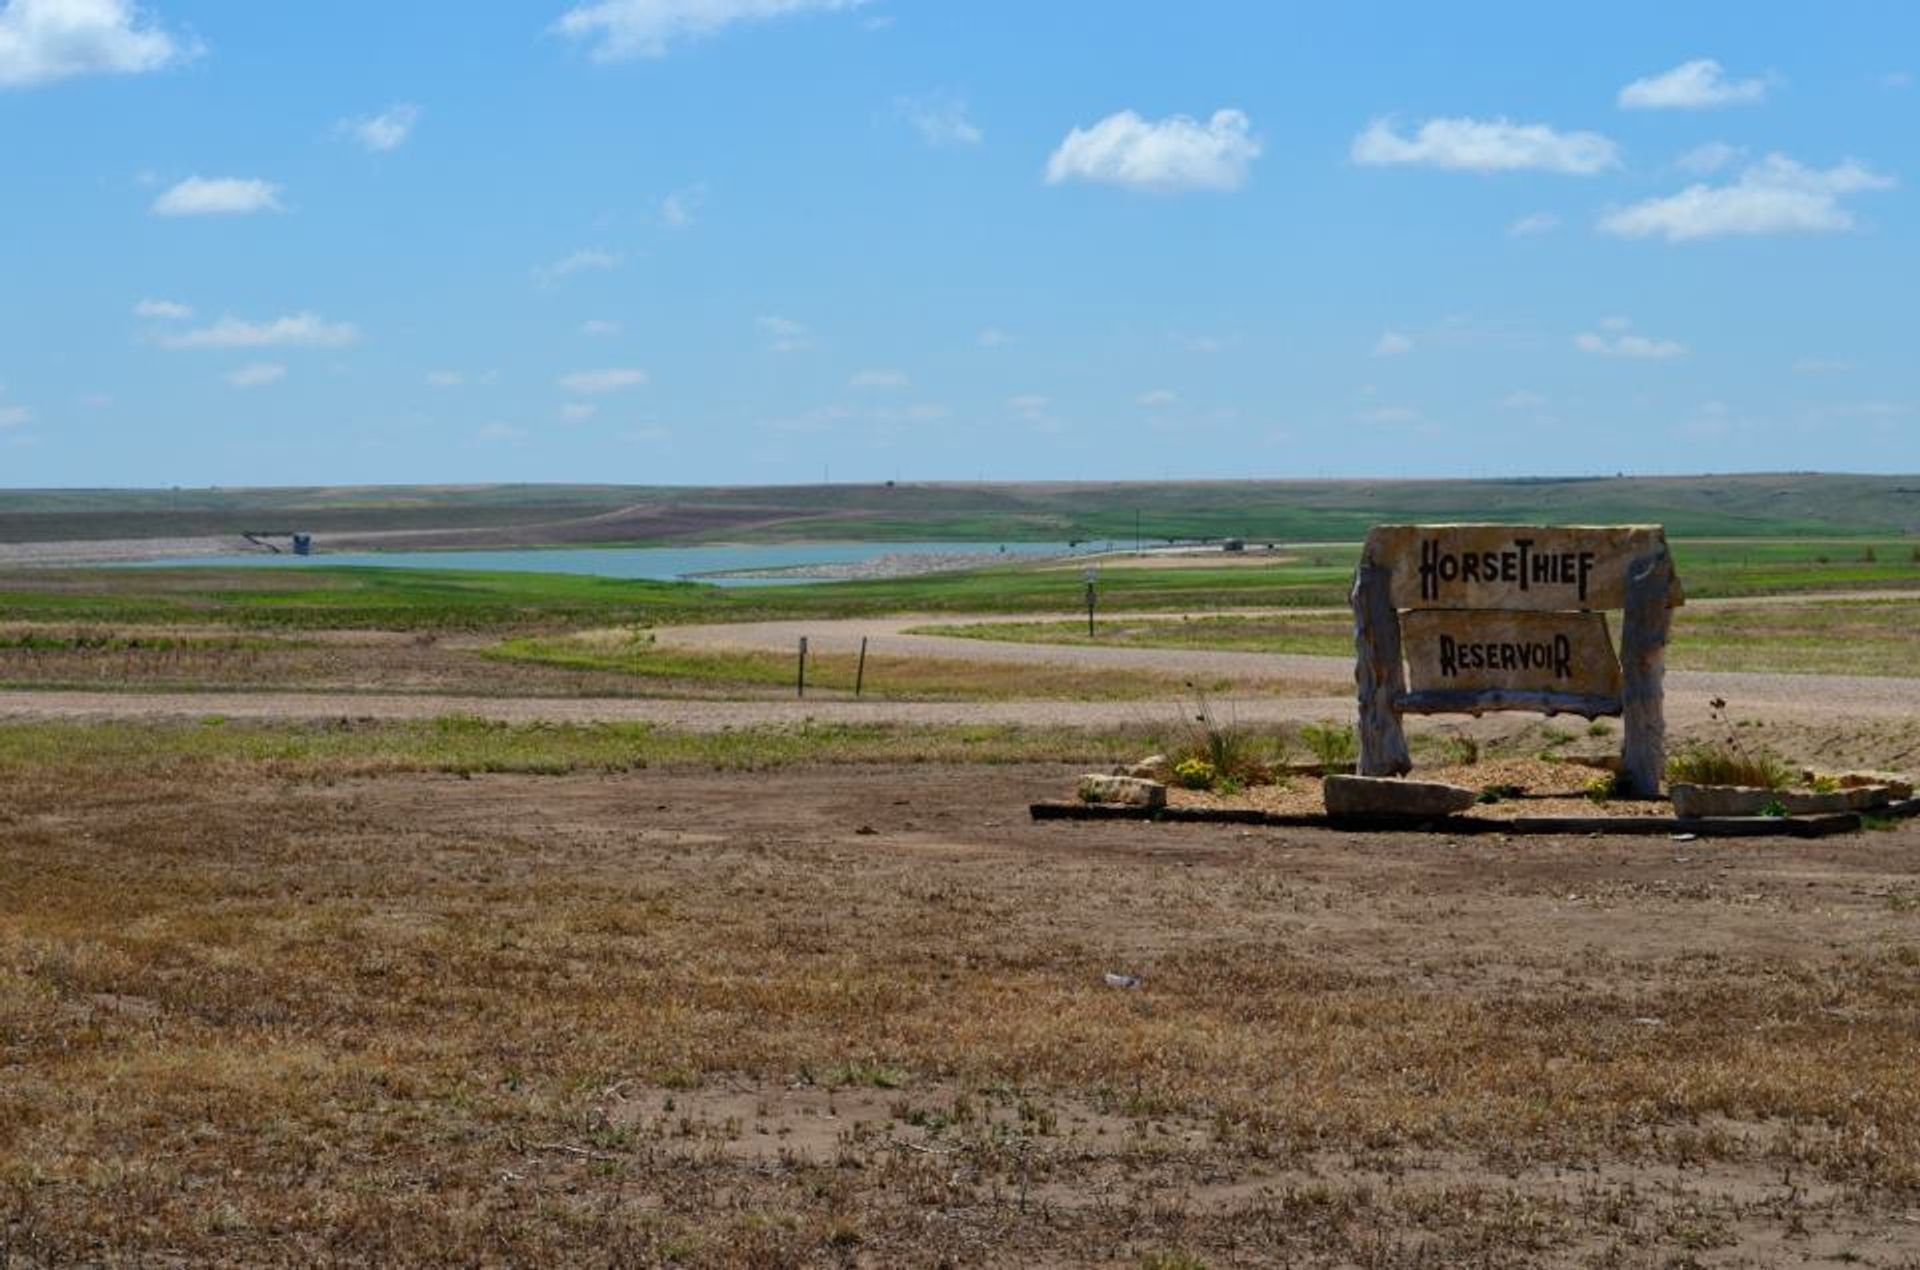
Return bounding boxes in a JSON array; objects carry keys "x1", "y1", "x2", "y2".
[
  {"x1": 1168, "y1": 684, "x2": 1275, "y2": 788},
  {"x1": 1300, "y1": 719, "x2": 1356, "y2": 769},
  {"x1": 1587, "y1": 719, "x2": 1613, "y2": 738},
  {"x1": 1437, "y1": 733, "x2": 1480, "y2": 767},
  {"x1": 1759, "y1": 798, "x2": 1789, "y2": 818},
  {"x1": 1140, "y1": 1254, "x2": 1211, "y2": 1270},
  {"x1": 1478, "y1": 784, "x2": 1524, "y2": 805},
  {"x1": 820, "y1": 1060, "x2": 909, "y2": 1090},
  {"x1": 1888, "y1": 893, "x2": 1920, "y2": 913},
  {"x1": 1537, "y1": 725, "x2": 1576, "y2": 753},
  {"x1": 1861, "y1": 814, "x2": 1899, "y2": 832},
  {"x1": 1666, "y1": 697, "x2": 1793, "y2": 790},
  {"x1": 1584, "y1": 772, "x2": 1619, "y2": 804}
]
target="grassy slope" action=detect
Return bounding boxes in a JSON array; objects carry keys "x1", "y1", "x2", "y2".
[
  {"x1": 1, "y1": 537, "x2": 1913, "y2": 632},
  {"x1": 5, "y1": 473, "x2": 1919, "y2": 543}
]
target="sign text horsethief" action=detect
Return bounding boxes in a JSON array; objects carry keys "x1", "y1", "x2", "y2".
[{"x1": 1350, "y1": 525, "x2": 1684, "y2": 797}]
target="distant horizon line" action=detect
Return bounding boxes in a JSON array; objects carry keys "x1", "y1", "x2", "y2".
[{"x1": 2, "y1": 470, "x2": 1913, "y2": 496}]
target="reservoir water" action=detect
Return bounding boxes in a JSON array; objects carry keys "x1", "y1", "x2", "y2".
[{"x1": 129, "y1": 541, "x2": 1085, "y2": 586}]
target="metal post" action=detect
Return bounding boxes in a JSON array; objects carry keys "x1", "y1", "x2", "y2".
[
  {"x1": 854, "y1": 637, "x2": 868, "y2": 698},
  {"x1": 797, "y1": 636, "x2": 808, "y2": 699},
  {"x1": 1084, "y1": 566, "x2": 1097, "y2": 637}
]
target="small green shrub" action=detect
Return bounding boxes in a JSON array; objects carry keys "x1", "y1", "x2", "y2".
[
  {"x1": 1300, "y1": 720, "x2": 1356, "y2": 769},
  {"x1": 1759, "y1": 797, "x2": 1789, "y2": 818},
  {"x1": 1586, "y1": 719, "x2": 1612, "y2": 738},
  {"x1": 1437, "y1": 734, "x2": 1480, "y2": 767},
  {"x1": 1584, "y1": 772, "x2": 1619, "y2": 804},
  {"x1": 1478, "y1": 783, "x2": 1523, "y2": 805}
]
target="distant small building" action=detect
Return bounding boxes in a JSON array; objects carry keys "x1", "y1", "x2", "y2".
[{"x1": 1222, "y1": 538, "x2": 1246, "y2": 553}]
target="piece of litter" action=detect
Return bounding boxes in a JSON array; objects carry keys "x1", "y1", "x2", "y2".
[
  {"x1": 853, "y1": 825, "x2": 877, "y2": 836},
  {"x1": 1670, "y1": 832, "x2": 1698, "y2": 842},
  {"x1": 1630, "y1": 1016, "x2": 1664, "y2": 1027},
  {"x1": 1103, "y1": 972, "x2": 1142, "y2": 989}
]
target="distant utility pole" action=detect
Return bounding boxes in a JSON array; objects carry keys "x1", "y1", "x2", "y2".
[{"x1": 1084, "y1": 566, "x2": 1098, "y2": 637}]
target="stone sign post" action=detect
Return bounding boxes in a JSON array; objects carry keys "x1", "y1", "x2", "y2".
[{"x1": 1351, "y1": 525, "x2": 1683, "y2": 797}]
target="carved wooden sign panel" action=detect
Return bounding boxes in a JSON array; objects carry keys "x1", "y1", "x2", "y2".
[
  {"x1": 1400, "y1": 609, "x2": 1621, "y2": 698},
  {"x1": 1363, "y1": 524, "x2": 1681, "y2": 611}
]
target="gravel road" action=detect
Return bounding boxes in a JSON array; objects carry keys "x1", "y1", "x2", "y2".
[{"x1": 3, "y1": 602, "x2": 1917, "y2": 731}]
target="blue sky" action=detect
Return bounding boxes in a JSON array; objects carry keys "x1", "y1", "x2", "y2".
[{"x1": 0, "y1": 1, "x2": 1913, "y2": 487}]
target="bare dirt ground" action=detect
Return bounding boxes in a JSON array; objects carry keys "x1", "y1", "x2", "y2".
[{"x1": 5, "y1": 760, "x2": 1919, "y2": 1264}]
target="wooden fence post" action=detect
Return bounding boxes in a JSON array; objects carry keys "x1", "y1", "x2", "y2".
[
  {"x1": 1619, "y1": 550, "x2": 1673, "y2": 798},
  {"x1": 854, "y1": 637, "x2": 868, "y2": 698},
  {"x1": 1352, "y1": 560, "x2": 1411, "y2": 776},
  {"x1": 797, "y1": 636, "x2": 808, "y2": 699}
]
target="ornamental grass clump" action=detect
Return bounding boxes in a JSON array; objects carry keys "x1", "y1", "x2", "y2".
[
  {"x1": 1167, "y1": 684, "x2": 1276, "y2": 791},
  {"x1": 1665, "y1": 697, "x2": 1793, "y2": 790}
]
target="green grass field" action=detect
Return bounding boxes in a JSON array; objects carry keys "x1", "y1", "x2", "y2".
[
  {"x1": 919, "y1": 594, "x2": 1920, "y2": 678},
  {"x1": 1, "y1": 536, "x2": 1913, "y2": 633}
]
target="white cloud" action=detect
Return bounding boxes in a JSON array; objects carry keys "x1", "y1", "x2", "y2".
[
  {"x1": 1885, "y1": 71, "x2": 1913, "y2": 90},
  {"x1": 424, "y1": 370, "x2": 466, "y2": 388},
  {"x1": 1353, "y1": 117, "x2": 1618, "y2": 174},
  {"x1": 1573, "y1": 319, "x2": 1685, "y2": 360},
  {"x1": 1356, "y1": 405, "x2": 1424, "y2": 425},
  {"x1": 1169, "y1": 330, "x2": 1232, "y2": 354},
  {"x1": 1675, "y1": 141, "x2": 1744, "y2": 174},
  {"x1": 133, "y1": 297, "x2": 191, "y2": 320},
  {"x1": 849, "y1": 368, "x2": 908, "y2": 389},
  {"x1": 0, "y1": 404, "x2": 29, "y2": 428},
  {"x1": 1046, "y1": 108, "x2": 1259, "y2": 192},
  {"x1": 225, "y1": 362, "x2": 285, "y2": 388},
  {"x1": 0, "y1": 0, "x2": 190, "y2": 88},
  {"x1": 757, "y1": 314, "x2": 812, "y2": 352},
  {"x1": 475, "y1": 422, "x2": 526, "y2": 442},
  {"x1": 622, "y1": 425, "x2": 672, "y2": 443},
  {"x1": 1371, "y1": 330, "x2": 1412, "y2": 357},
  {"x1": 660, "y1": 183, "x2": 705, "y2": 228},
  {"x1": 561, "y1": 402, "x2": 599, "y2": 421},
  {"x1": 533, "y1": 247, "x2": 621, "y2": 287},
  {"x1": 898, "y1": 92, "x2": 981, "y2": 147},
  {"x1": 1506, "y1": 211, "x2": 1559, "y2": 237},
  {"x1": 553, "y1": 0, "x2": 870, "y2": 60},
  {"x1": 558, "y1": 367, "x2": 647, "y2": 394},
  {"x1": 1007, "y1": 393, "x2": 1065, "y2": 433},
  {"x1": 151, "y1": 176, "x2": 284, "y2": 217},
  {"x1": 343, "y1": 102, "x2": 420, "y2": 153},
  {"x1": 1619, "y1": 59, "x2": 1767, "y2": 110},
  {"x1": 1599, "y1": 154, "x2": 1894, "y2": 242},
  {"x1": 976, "y1": 327, "x2": 1010, "y2": 348},
  {"x1": 1501, "y1": 390, "x2": 1549, "y2": 410},
  {"x1": 162, "y1": 312, "x2": 358, "y2": 350},
  {"x1": 580, "y1": 319, "x2": 623, "y2": 336},
  {"x1": 1137, "y1": 388, "x2": 1177, "y2": 408}
]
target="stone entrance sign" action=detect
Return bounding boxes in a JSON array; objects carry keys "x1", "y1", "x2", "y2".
[{"x1": 1351, "y1": 524, "x2": 1682, "y2": 797}]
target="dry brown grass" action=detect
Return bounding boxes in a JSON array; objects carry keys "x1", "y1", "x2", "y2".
[{"x1": 4, "y1": 735, "x2": 1919, "y2": 1265}]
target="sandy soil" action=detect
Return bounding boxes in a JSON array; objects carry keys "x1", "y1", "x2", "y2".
[{"x1": 10, "y1": 761, "x2": 1917, "y2": 1262}]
